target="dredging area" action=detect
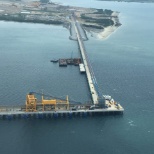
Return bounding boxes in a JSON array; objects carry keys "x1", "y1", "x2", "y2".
[{"x1": 0, "y1": 13, "x2": 124, "y2": 120}]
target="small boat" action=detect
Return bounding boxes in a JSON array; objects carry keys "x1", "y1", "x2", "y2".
[{"x1": 50, "y1": 59, "x2": 58, "y2": 63}]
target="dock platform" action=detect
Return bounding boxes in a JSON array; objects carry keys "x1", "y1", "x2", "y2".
[{"x1": 0, "y1": 103, "x2": 123, "y2": 120}]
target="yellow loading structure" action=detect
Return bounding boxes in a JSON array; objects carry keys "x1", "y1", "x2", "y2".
[
  {"x1": 26, "y1": 93, "x2": 69, "y2": 112},
  {"x1": 42, "y1": 95, "x2": 69, "y2": 111},
  {"x1": 26, "y1": 93, "x2": 37, "y2": 112}
]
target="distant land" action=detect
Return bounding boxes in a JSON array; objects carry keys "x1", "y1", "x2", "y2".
[
  {"x1": 98, "y1": 0, "x2": 154, "y2": 3},
  {"x1": 40, "y1": 0, "x2": 154, "y2": 3},
  {"x1": 0, "y1": 0, "x2": 121, "y2": 39}
]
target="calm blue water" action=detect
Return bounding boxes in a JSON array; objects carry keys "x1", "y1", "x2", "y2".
[{"x1": 0, "y1": 1, "x2": 154, "y2": 154}]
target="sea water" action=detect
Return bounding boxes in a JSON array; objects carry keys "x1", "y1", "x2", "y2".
[{"x1": 0, "y1": 1, "x2": 154, "y2": 154}]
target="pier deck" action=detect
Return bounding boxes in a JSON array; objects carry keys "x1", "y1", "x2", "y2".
[
  {"x1": 72, "y1": 16, "x2": 99, "y2": 105},
  {"x1": 0, "y1": 104, "x2": 123, "y2": 119}
]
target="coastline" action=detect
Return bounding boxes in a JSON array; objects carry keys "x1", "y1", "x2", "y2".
[
  {"x1": 96, "y1": 25, "x2": 119, "y2": 40},
  {"x1": 89, "y1": 11, "x2": 121, "y2": 40},
  {"x1": 0, "y1": 1, "x2": 121, "y2": 41}
]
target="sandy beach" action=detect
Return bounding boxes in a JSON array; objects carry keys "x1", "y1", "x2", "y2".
[
  {"x1": 96, "y1": 25, "x2": 119, "y2": 40},
  {"x1": 93, "y1": 11, "x2": 120, "y2": 40}
]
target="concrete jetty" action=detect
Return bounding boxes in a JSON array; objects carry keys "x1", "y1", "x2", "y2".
[{"x1": 72, "y1": 15, "x2": 99, "y2": 105}]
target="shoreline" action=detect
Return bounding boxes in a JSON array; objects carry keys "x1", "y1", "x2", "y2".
[
  {"x1": 96, "y1": 25, "x2": 119, "y2": 40},
  {"x1": 0, "y1": 0, "x2": 121, "y2": 41},
  {"x1": 89, "y1": 11, "x2": 121, "y2": 40}
]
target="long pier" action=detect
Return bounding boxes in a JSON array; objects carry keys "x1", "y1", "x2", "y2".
[{"x1": 72, "y1": 16, "x2": 99, "y2": 105}]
